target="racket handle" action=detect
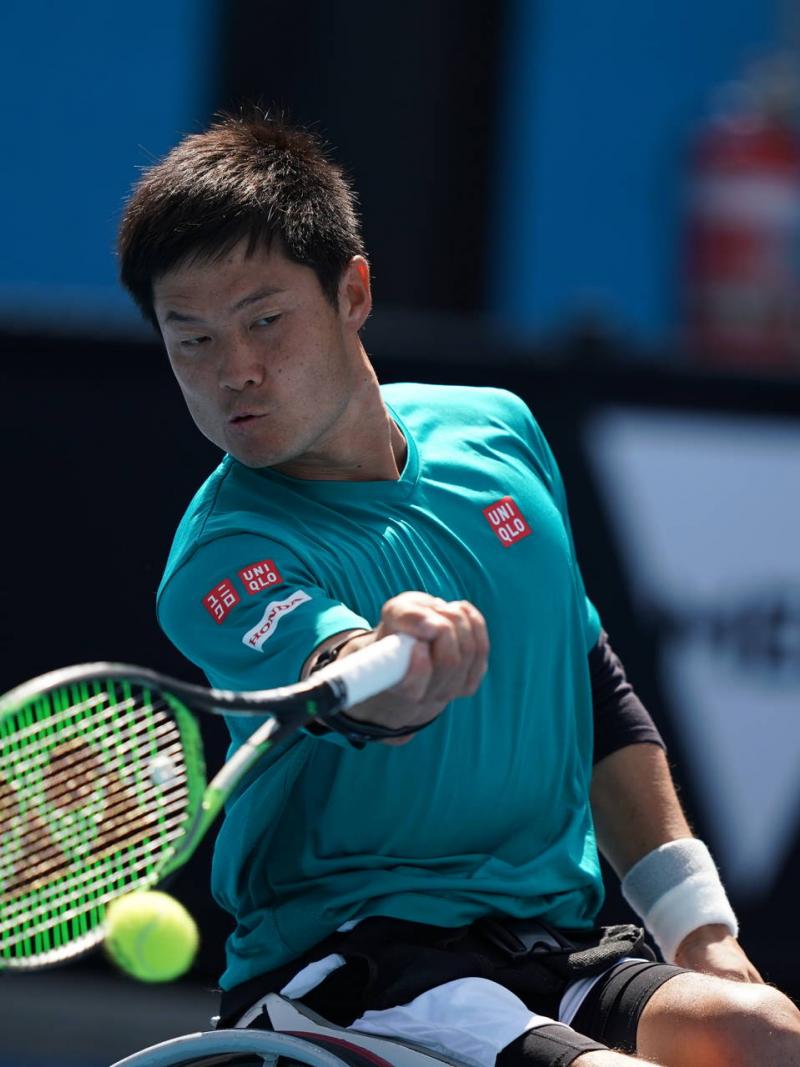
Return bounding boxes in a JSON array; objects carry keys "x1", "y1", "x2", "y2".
[{"x1": 314, "y1": 633, "x2": 416, "y2": 707}]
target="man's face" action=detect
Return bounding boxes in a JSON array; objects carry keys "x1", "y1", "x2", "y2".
[{"x1": 153, "y1": 241, "x2": 370, "y2": 472}]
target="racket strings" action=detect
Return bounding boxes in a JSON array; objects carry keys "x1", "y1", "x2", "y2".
[
  {"x1": 0, "y1": 681, "x2": 195, "y2": 963},
  {"x1": 0, "y1": 827, "x2": 189, "y2": 950},
  {"x1": 0, "y1": 699, "x2": 184, "y2": 880},
  {"x1": 0, "y1": 690, "x2": 115, "y2": 765},
  {"x1": 0, "y1": 780, "x2": 190, "y2": 912},
  {"x1": 0, "y1": 736, "x2": 188, "y2": 899},
  {"x1": 1, "y1": 689, "x2": 193, "y2": 779},
  {"x1": 0, "y1": 708, "x2": 188, "y2": 838},
  {"x1": 0, "y1": 715, "x2": 186, "y2": 834}
]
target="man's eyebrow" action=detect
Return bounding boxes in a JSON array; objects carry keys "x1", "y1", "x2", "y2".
[
  {"x1": 164, "y1": 309, "x2": 204, "y2": 324},
  {"x1": 163, "y1": 287, "x2": 287, "y2": 325},
  {"x1": 231, "y1": 287, "x2": 287, "y2": 313}
]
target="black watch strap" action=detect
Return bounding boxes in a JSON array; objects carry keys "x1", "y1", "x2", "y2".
[
  {"x1": 311, "y1": 634, "x2": 361, "y2": 672},
  {"x1": 316, "y1": 708, "x2": 434, "y2": 748},
  {"x1": 308, "y1": 632, "x2": 431, "y2": 749}
]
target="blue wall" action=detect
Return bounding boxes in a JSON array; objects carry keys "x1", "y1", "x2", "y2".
[
  {"x1": 0, "y1": 1, "x2": 787, "y2": 345},
  {"x1": 0, "y1": 0, "x2": 215, "y2": 330},
  {"x1": 490, "y1": 0, "x2": 780, "y2": 345}
]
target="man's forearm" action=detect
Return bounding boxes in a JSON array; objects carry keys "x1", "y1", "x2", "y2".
[
  {"x1": 590, "y1": 742, "x2": 756, "y2": 977},
  {"x1": 590, "y1": 742, "x2": 692, "y2": 878}
]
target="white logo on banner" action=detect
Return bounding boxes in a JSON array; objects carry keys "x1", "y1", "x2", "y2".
[
  {"x1": 588, "y1": 409, "x2": 800, "y2": 901},
  {"x1": 242, "y1": 590, "x2": 311, "y2": 651}
]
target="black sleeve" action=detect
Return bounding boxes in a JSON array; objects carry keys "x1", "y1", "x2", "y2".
[{"x1": 590, "y1": 630, "x2": 666, "y2": 764}]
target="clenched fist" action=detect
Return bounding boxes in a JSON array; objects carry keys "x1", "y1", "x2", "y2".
[{"x1": 329, "y1": 591, "x2": 489, "y2": 744}]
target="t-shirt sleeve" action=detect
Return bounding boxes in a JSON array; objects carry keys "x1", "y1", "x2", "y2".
[
  {"x1": 589, "y1": 630, "x2": 666, "y2": 763},
  {"x1": 500, "y1": 390, "x2": 602, "y2": 653},
  {"x1": 157, "y1": 532, "x2": 371, "y2": 746}
]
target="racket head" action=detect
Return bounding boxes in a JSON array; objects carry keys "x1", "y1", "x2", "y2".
[{"x1": 0, "y1": 665, "x2": 206, "y2": 970}]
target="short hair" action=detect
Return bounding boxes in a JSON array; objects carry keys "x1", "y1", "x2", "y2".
[{"x1": 118, "y1": 110, "x2": 365, "y2": 327}]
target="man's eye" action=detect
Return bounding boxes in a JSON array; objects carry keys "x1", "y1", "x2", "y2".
[
  {"x1": 180, "y1": 336, "x2": 209, "y2": 348},
  {"x1": 252, "y1": 314, "x2": 280, "y2": 328}
]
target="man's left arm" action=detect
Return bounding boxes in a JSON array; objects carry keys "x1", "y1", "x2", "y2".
[{"x1": 589, "y1": 640, "x2": 763, "y2": 984}]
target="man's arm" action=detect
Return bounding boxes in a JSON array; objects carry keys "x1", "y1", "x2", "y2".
[{"x1": 591, "y1": 741, "x2": 762, "y2": 983}]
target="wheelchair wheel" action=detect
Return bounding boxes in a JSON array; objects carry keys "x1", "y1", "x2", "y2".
[{"x1": 108, "y1": 1028, "x2": 359, "y2": 1067}]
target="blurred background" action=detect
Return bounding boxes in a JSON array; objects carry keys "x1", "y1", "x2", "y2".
[{"x1": 2, "y1": 0, "x2": 800, "y2": 1063}]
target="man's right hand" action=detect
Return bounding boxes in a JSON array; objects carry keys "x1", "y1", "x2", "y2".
[{"x1": 335, "y1": 591, "x2": 489, "y2": 744}]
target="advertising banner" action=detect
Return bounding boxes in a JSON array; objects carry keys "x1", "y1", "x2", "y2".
[{"x1": 588, "y1": 409, "x2": 800, "y2": 903}]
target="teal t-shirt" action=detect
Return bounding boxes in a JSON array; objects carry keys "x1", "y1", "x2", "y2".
[{"x1": 157, "y1": 384, "x2": 603, "y2": 989}]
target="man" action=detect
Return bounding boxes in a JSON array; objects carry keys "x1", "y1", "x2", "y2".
[{"x1": 118, "y1": 112, "x2": 800, "y2": 1066}]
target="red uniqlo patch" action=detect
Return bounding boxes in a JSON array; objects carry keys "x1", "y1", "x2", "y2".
[
  {"x1": 237, "y1": 559, "x2": 284, "y2": 595},
  {"x1": 483, "y1": 496, "x2": 532, "y2": 547},
  {"x1": 202, "y1": 578, "x2": 241, "y2": 624}
]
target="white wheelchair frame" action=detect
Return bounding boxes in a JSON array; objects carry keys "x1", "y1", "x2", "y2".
[{"x1": 109, "y1": 993, "x2": 466, "y2": 1067}]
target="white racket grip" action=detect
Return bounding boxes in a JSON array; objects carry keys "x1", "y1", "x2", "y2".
[{"x1": 313, "y1": 633, "x2": 416, "y2": 708}]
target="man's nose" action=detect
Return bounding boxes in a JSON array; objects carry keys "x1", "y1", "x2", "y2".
[{"x1": 218, "y1": 339, "x2": 265, "y2": 391}]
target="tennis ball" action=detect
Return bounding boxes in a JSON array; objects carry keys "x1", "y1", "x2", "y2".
[{"x1": 104, "y1": 890, "x2": 199, "y2": 983}]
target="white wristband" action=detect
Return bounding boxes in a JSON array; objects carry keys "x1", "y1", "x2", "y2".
[{"x1": 621, "y1": 838, "x2": 738, "y2": 964}]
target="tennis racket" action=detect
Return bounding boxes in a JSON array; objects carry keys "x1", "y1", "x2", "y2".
[{"x1": 0, "y1": 633, "x2": 414, "y2": 971}]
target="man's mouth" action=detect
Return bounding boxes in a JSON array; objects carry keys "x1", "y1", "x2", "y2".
[{"x1": 229, "y1": 412, "x2": 264, "y2": 425}]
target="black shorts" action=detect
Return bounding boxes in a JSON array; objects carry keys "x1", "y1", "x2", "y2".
[{"x1": 221, "y1": 916, "x2": 687, "y2": 1067}]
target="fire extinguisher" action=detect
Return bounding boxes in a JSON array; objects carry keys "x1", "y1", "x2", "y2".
[{"x1": 684, "y1": 58, "x2": 800, "y2": 370}]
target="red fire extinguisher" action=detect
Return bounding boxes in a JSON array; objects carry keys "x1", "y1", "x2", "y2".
[{"x1": 684, "y1": 59, "x2": 800, "y2": 370}]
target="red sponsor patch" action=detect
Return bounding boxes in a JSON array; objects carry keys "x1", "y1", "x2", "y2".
[
  {"x1": 237, "y1": 558, "x2": 284, "y2": 595},
  {"x1": 482, "y1": 496, "x2": 532, "y2": 547},
  {"x1": 202, "y1": 578, "x2": 241, "y2": 624}
]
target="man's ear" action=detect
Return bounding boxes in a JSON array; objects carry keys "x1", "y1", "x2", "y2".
[{"x1": 338, "y1": 255, "x2": 372, "y2": 331}]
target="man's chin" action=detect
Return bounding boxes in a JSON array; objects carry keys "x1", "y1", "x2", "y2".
[
  {"x1": 220, "y1": 430, "x2": 284, "y2": 469},
  {"x1": 227, "y1": 447, "x2": 279, "y2": 469}
]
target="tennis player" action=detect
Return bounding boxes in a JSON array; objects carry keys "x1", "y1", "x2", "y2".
[{"x1": 118, "y1": 113, "x2": 800, "y2": 1066}]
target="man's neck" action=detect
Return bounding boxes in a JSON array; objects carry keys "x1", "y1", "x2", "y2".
[{"x1": 272, "y1": 362, "x2": 406, "y2": 482}]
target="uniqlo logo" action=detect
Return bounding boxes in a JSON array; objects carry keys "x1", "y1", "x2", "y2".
[
  {"x1": 483, "y1": 496, "x2": 532, "y2": 547},
  {"x1": 238, "y1": 559, "x2": 283, "y2": 595},
  {"x1": 202, "y1": 579, "x2": 241, "y2": 624}
]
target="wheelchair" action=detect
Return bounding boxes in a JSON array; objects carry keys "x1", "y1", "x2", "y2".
[{"x1": 109, "y1": 992, "x2": 464, "y2": 1067}]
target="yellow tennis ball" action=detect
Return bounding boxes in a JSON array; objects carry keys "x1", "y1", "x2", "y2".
[{"x1": 104, "y1": 890, "x2": 199, "y2": 983}]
